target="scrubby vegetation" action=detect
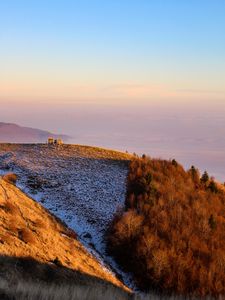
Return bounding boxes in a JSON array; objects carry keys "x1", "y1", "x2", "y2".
[
  {"x1": 0, "y1": 256, "x2": 131, "y2": 300},
  {"x1": 0, "y1": 279, "x2": 130, "y2": 300},
  {"x1": 0, "y1": 255, "x2": 198, "y2": 300},
  {"x1": 2, "y1": 173, "x2": 17, "y2": 184},
  {"x1": 107, "y1": 156, "x2": 225, "y2": 297}
]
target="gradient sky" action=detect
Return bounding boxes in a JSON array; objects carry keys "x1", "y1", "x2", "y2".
[
  {"x1": 1, "y1": 1, "x2": 225, "y2": 180},
  {"x1": 0, "y1": 0, "x2": 225, "y2": 104}
]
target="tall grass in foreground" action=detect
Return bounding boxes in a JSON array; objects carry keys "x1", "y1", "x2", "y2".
[
  {"x1": 0, "y1": 279, "x2": 126, "y2": 300},
  {"x1": 1, "y1": 279, "x2": 215, "y2": 300}
]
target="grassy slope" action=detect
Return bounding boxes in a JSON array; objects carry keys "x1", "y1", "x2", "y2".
[
  {"x1": 0, "y1": 178, "x2": 130, "y2": 295},
  {"x1": 0, "y1": 143, "x2": 132, "y2": 160}
]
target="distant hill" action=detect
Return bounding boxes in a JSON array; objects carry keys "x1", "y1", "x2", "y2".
[{"x1": 0, "y1": 122, "x2": 70, "y2": 143}]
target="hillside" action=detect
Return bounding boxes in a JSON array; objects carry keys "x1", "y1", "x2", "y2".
[
  {"x1": 0, "y1": 122, "x2": 70, "y2": 143},
  {"x1": 0, "y1": 177, "x2": 131, "y2": 299},
  {"x1": 2, "y1": 144, "x2": 224, "y2": 298},
  {"x1": 0, "y1": 144, "x2": 133, "y2": 287},
  {"x1": 107, "y1": 156, "x2": 225, "y2": 297}
]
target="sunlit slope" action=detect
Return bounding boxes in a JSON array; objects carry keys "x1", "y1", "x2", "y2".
[
  {"x1": 0, "y1": 143, "x2": 134, "y2": 288},
  {"x1": 0, "y1": 178, "x2": 130, "y2": 292}
]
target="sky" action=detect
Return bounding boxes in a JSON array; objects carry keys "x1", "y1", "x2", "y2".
[
  {"x1": 0, "y1": 0, "x2": 224, "y2": 104},
  {"x1": 0, "y1": 1, "x2": 225, "y2": 180}
]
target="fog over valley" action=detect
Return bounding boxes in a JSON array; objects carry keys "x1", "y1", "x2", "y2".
[{"x1": 1, "y1": 100, "x2": 225, "y2": 181}]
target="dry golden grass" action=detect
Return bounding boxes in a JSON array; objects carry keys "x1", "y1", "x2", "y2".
[
  {"x1": 0, "y1": 278, "x2": 131, "y2": 300},
  {"x1": 0, "y1": 255, "x2": 133, "y2": 300},
  {"x1": 0, "y1": 277, "x2": 195, "y2": 300},
  {"x1": 0, "y1": 178, "x2": 130, "y2": 292}
]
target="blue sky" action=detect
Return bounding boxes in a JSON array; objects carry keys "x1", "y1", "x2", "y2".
[
  {"x1": 1, "y1": 1, "x2": 225, "y2": 179},
  {"x1": 0, "y1": 0, "x2": 224, "y2": 104}
]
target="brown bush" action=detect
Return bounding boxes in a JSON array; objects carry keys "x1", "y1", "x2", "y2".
[
  {"x1": 3, "y1": 173, "x2": 18, "y2": 185},
  {"x1": 18, "y1": 228, "x2": 35, "y2": 244},
  {"x1": 107, "y1": 157, "x2": 225, "y2": 297},
  {"x1": 3, "y1": 201, "x2": 19, "y2": 214},
  {"x1": 0, "y1": 233, "x2": 13, "y2": 244},
  {"x1": 7, "y1": 221, "x2": 19, "y2": 235},
  {"x1": 34, "y1": 218, "x2": 46, "y2": 229},
  {"x1": 65, "y1": 228, "x2": 77, "y2": 240}
]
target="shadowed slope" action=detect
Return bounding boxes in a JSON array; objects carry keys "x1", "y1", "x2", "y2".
[{"x1": 0, "y1": 255, "x2": 132, "y2": 300}]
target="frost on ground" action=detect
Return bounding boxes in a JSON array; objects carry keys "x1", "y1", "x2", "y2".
[{"x1": 0, "y1": 144, "x2": 134, "y2": 288}]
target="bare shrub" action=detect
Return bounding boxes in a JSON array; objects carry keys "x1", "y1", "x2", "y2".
[
  {"x1": 65, "y1": 228, "x2": 77, "y2": 240},
  {"x1": 18, "y1": 228, "x2": 35, "y2": 244},
  {"x1": 3, "y1": 173, "x2": 18, "y2": 185},
  {"x1": 34, "y1": 218, "x2": 46, "y2": 229},
  {"x1": 3, "y1": 201, "x2": 19, "y2": 215},
  {"x1": 0, "y1": 233, "x2": 13, "y2": 245},
  {"x1": 7, "y1": 221, "x2": 19, "y2": 235}
]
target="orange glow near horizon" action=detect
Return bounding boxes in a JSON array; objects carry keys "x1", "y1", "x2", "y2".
[{"x1": 1, "y1": 78, "x2": 225, "y2": 106}]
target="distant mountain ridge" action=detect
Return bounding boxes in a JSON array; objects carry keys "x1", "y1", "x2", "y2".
[{"x1": 0, "y1": 122, "x2": 70, "y2": 143}]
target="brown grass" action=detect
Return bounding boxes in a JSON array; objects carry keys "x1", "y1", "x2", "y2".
[
  {"x1": 34, "y1": 218, "x2": 46, "y2": 229},
  {"x1": 0, "y1": 233, "x2": 13, "y2": 245},
  {"x1": 0, "y1": 179, "x2": 130, "y2": 292},
  {"x1": 0, "y1": 255, "x2": 132, "y2": 300},
  {"x1": 0, "y1": 279, "x2": 130, "y2": 300},
  {"x1": 0, "y1": 143, "x2": 132, "y2": 161}
]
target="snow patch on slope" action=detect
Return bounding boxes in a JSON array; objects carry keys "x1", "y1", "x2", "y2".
[{"x1": 0, "y1": 144, "x2": 135, "y2": 289}]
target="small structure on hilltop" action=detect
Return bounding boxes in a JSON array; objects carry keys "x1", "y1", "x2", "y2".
[
  {"x1": 55, "y1": 138, "x2": 63, "y2": 145},
  {"x1": 47, "y1": 137, "x2": 63, "y2": 146},
  {"x1": 48, "y1": 137, "x2": 54, "y2": 145}
]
